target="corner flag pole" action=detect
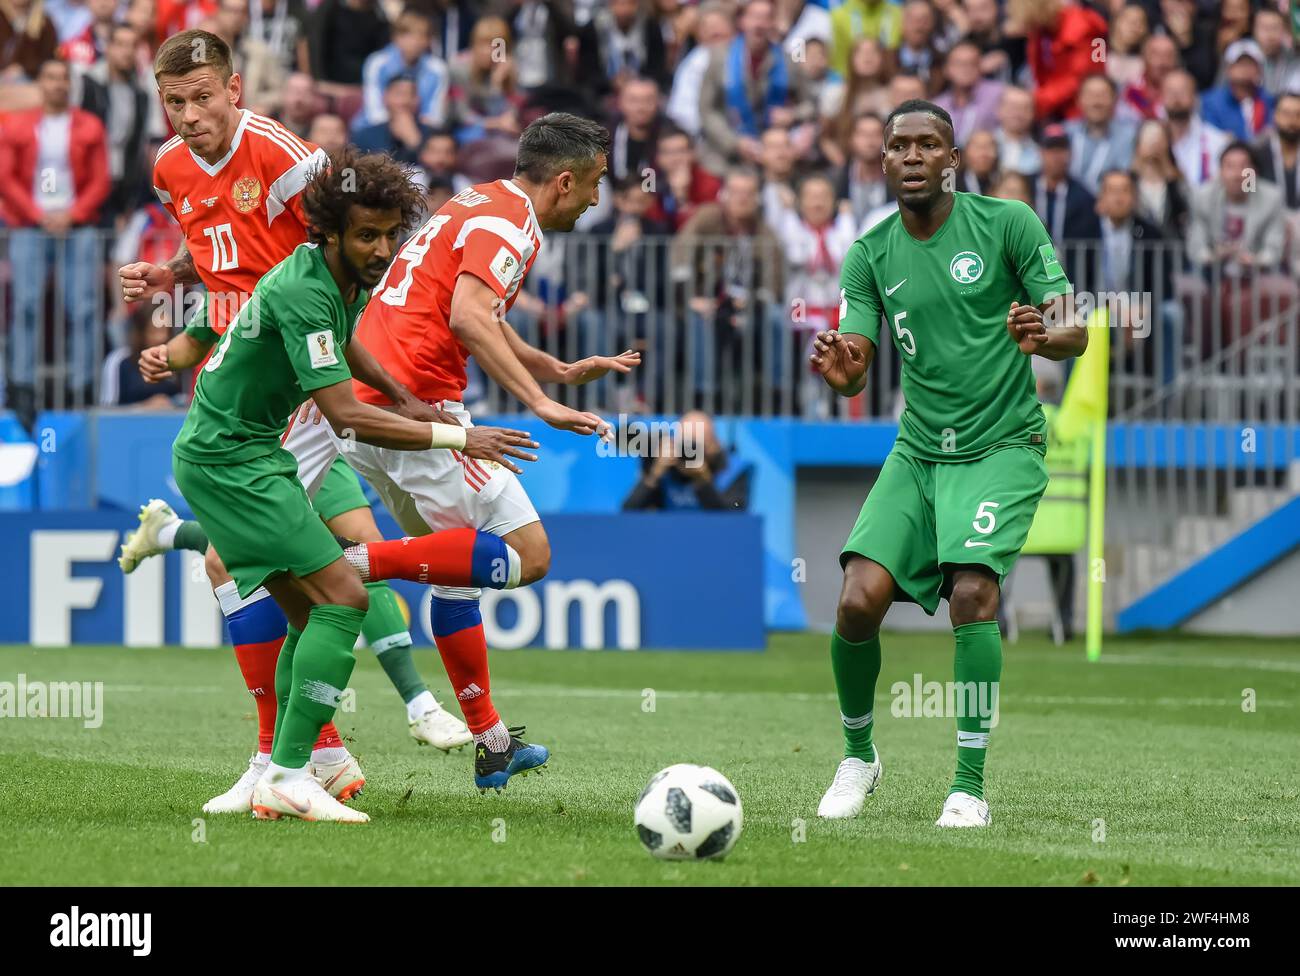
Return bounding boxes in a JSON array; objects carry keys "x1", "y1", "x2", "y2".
[{"x1": 1085, "y1": 309, "x2": 1110, "y2": 662}]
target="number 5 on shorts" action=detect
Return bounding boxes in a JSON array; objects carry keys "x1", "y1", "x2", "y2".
[{"x1": 972, "y1": 500, "x2": 998, "y2": 535}]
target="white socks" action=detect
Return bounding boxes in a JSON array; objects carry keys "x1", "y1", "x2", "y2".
[
  {"x1": 406, "y1": 689, "x2": 437, "y2": 723},
  {"x1": 310, "y1": 747, "x2": 349, "y2": 765},
  {"x1": 473, "y1": 721, "x2": 511, "y2": 753},
  {"x1": 156, "y1": 519, "x2": 182, "y2": 549}
]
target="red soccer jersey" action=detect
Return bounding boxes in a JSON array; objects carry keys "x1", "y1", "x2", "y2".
[
  {"x1": 152, "y1": 109, "x2": 325, "y2": 333},
  {"x1": 354, "y1": 180, "x2": 544, "y2": 405}
]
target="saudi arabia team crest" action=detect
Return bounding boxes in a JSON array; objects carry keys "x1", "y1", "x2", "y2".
[{"x1": 231, "y1": 176, "x2": 262, "y2": 213}]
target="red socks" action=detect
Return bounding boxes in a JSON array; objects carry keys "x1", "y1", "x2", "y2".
[
  {"x1": 232, "y1": 638, "x2": 281, "y2": 755},
  {"x1": 362, "y1": 529, "x2": 512, "y2": 589},
  {"x1": 433, "y1": 621, "x2": 498, "y2": 734}
]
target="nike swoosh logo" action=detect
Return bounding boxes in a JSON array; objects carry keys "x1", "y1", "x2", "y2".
[
  {"x1": 270, "y1": 786, "x2": 312, "y2": 815},
  {"x1": 964, "y1": 539, "x2": 993, "y2": 548},
  {"x1": 885, "y1": 279, "x2": 907, "y2": 296}
]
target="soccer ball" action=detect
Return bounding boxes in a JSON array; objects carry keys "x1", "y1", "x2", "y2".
[{"x1": 633, "y1": 763, "x2": 743, "y2": 860}]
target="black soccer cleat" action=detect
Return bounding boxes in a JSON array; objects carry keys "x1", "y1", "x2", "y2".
[{"x1": 474, "y1": 726, "x2": 550, "y2": 793}]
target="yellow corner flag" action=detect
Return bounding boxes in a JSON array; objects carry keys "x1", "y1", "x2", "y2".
[{"x1": 1055, "y1": 307, "x2": 1111, "y2": 660}]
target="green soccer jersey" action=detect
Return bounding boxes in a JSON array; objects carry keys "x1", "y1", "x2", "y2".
[
  {"x1": 838, "y1": 192, "x2": 1072, "y2": 463},
  {"x1": 173, "y1": 243, "x2": 367, "y2": 465}
]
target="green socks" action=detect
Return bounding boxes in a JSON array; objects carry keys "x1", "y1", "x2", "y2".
[
  {"x1": 950, "y1": 620, "x2": 1002, "y2": 800},
  {"x1": 362, "y1": 582, "x2": 426, "y2": 704},
  {"x1": 272, "y1": 623, "x2": 302, "y2": 749},
  {"x1": 173, "y1": 520, "x2": 209, "y2": 553},
  {"x1": 271, "y1": 605, "x2": 365, "y2": 769},
  {"x1": 830, "y1": 630, "x2": 881, "y2": 762}
]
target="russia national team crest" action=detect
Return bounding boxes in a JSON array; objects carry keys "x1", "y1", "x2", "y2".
[
  {"x1": 949, "y1": 250, "x2": 984, "y2": 284},
  {"x1": 231, "y1": 176, "x2": 262, "y2": 214}
]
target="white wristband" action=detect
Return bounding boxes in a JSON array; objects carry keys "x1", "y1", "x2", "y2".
[{"x1": 430, "y1": 422, "x2": 467, "y2": 450}]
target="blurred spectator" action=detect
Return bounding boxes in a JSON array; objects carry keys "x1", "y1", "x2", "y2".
[
  {"x1": 1104, "y1": 4, "x2": 1148, "y2": 92},
  {"x1": 155, "y1": 0, "x2": 216, "y2": 42},
  {"x1": 1162, "y1": 68, "x2": 1230, "y2": 189},
  {"x1": 351, "y1": 74, "x2": 435, "y2": 163},
  {"x1": 1131, "y1": 117, "x2": 1191, "y2": 239},
  {"x1": 239, "y1": 0, "x2": 309, "y2": 116},
  {"x1": 0, "y1": 0, "x2": 59, "y2": 80},
  {"x1": 0, "y1": 57, "x2": 108, "y2": 419},
  {"x1": 1214, "y1": 0, "x2": 1252, "y2": 67},
  {"x1": 895, "y1": 0, "x2": 947, "y2": 96},
  {"x1": 1253, "y1": 7, "x2": 1300, "y2": 97},
  {"x1": 1119, "y1": 32, "x2": 1176, "y2": 122},
  {"x1": 957, "y1": 126, "x2": 999, "y2": 194},
  {"x1": 276, "y1": 71, "x2": 320, "y2": 139},
  {"x1": 835, "y1": 111, "x2": 889, "y2": 225},
  {"x1": 505, "y1": 0, "x2": 581, "y2": 92},
  {"x1": 1253, "y1": 91, "x2": 1300, "y2": 213},
  {"x1": 995, "y1": 85, "x2": 1042, "y2": 175},
  {"x1": 992, "y1": 169, "x2": 1033, "y2": 205},
  {"x1": 448, "y1": 14, "x2": 522, "y2": 144},
  {"x1": 583, "y1": 0, "x2": 669, "y2": 93},
  {"x1": 1064, "y1": 74, "x2": 1137, "y2": 194},
  {"x1": 758, "y1": 124, "x2": 799, "y2": 224},
  {"x1": 205, "y1": 0, "x2": 247, "y2": 50},
  {"x1": 43, "y1": 0, "x2": 91, "y2": 41},
  {"x1": 779, "y1": 0, "x2": 832, "y2": 58},
  {"x1": 307, "y1": 111, "x2": 348, "y2": 154},
  {"x1": 799, "y1": 36, "x2": 839, "y2": 120},
  {"x1": 101, "y1": 303, "x2": 182, "y2": 408},
  {"x1": 962, "y1": 0, "x2": 1024, "y2": 83},
  {"x1": 1032, "y1": 123, "x2": 1101, "y2": 252},
  {"x1": 830, "y1": 0, "x2": 901, "y2": 78},
  {"x1": 1201, "y1": 40, "x2": 1274, "y2": 141},
  {"x1": 933, "y1": 39, "x2": 1002, "y2": 146},
  {"x1": 57, "y1": 0, "x2": 113, "y2": 65},
  {"x1": 308, "y1": 0, "x2": 389, "y2": 91},
  {"x1": 1016, "y1": 0, "x2": 1107, "y2": 123},
  {"x1": 665, "y1": 0, "x2": 732, "y2": 136},
  {"x1": 671, "y1": 167, "x2": 788, "y2": 412},
  {"x1": 645, "y1": 123, "x2": 722, "y2": 231},
  {"x1": 360, "y1": 7, "x2": 448, "y2": 127},
  {"x1": 824, "y1": 37, "x2": 893, "y2": 159},
  {"x1": 1155, "y1": 0, "x2": 1216, "y2": 92},
  {"x1": 76, "y1": 21, "x2": 151, "y2": 225},
  {"x1": 424, "y1": 173, "x2": 454, "y2": 213},
  {"x1": 1186, "y1": 141, "x2": 1285, "y2": 277},
  {"x1": 622, "y1": 411, "x2": 752, "y2": 510},
  {"x1": 609, "y1": 74, "x2": 661, "y2": 182},
  {"x1": 697, "y1": 0, "x2": 814, "y2": 176},
  {"x1": 886, "y1": 70, "x2": 926, "y2": 108},
  {"x1": 416, "y1": 128, "x2": 469, "y2": 193}
]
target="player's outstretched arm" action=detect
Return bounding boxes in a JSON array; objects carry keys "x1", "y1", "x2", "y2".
[
  {"x1": 344, "y1": 337, "x2": 444, "y2": 421},
  {"x1": 810, "y1": 330, "x2": 874, "y2": 397},
  {"x1": 499, "y1": 321, "x2": 642, "y2": 386},
  {"x1": 119, "y1": 240, "x2": 199, "y2": 303},
  {"x1": 309, "y1": 379, "x2": 538, "y2": 472},
  {"x1": 449, "y1": 272, "x2": 609, "y2": 437},
  {"x1": 138, "y1": 332, "x2": 213, "y2": 383},
  {"x1": 1006, "y1": 295, "x2": 1088, "y2": 361}
]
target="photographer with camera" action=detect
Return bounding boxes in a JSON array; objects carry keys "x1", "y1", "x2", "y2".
[{"x1": 622, "y1": 411, "x2": 752, "y2": 511}]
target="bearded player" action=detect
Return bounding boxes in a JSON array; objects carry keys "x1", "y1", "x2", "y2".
[
  {"x1": 811, "y1": 100, "x2": 1087, "y2": 827},
  {"x1": 115, "y1": 29, "x2": 471, "y2": 814},
  {"x1": 291, "y1": 113, "x2": 640, "y2": 793}
]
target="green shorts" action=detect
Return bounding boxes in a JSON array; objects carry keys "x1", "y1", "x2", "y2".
[
  {"x1": 313, "y1": 457, "x2": 370, "y2": 522},
  {"x1": 841, "y1": 446, "x2": 1048, "y2": 615},
  {"x1": 173, "y1": 448, "x2": 344, "y2": 599}
]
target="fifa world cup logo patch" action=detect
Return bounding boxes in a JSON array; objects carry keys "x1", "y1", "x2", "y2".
[
  {"x1": 317, "y1": 334, "x2": 329, "y2": 357},
  {"x1": 232, "y1": 176, "x2": 262, "y2": 214}
]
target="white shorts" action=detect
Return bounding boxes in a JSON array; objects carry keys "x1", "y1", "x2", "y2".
[
  {"x1": 331, "y1": 400, "x2": 540, "y2": 542},
  {"x1": 280, "y1": 410, "x2": 338, "y2": 500}
]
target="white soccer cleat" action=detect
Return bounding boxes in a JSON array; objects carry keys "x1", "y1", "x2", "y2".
[
  {"x1": 409, "y1": 700, "x2": 472, "y2": 751},
  {"x1": 310, "y1": 754, "x2": 366, "y2": 802},
  {"x1": 935, "y1": 791, "x2": 991, "y2": 828},
  {"x1": 816, "y1": 750, "x2": 883, "y2": 819},
  {"x1": 251, "y1": 773, "x2": 370, "y2": 823},
  {"x1": 202, "y1": 754, "x2": 268, "y2": 814},
  {"x1": 118, "y1": 498, "x2": 179, "y2": 574}
]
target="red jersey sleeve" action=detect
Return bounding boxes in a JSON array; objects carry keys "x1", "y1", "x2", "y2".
[{"x1": 457, "y1": 218, "x2": 535, "y2": 302}]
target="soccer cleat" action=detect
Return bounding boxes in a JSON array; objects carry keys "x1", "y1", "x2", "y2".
[
  {"x1": 310, "y1": 754, "x2": 366, "y2": 802},
  {"x1": 474, "y1": 726, "x2": 549, "y2": 793},
  {"x1": 935, "y1": 790, "x2": 991, "y2": 828},
  {"x1": 118, "y1": 498, "x2": 180, "y2": 574},
  {"x1": 251, "y1": 773, "x2": 370, "y2": 823},
  {"x1": 409, "y1": 701, "x2": 473, "y2": 751},
  {"x1": 202, "y1": 753, "x2": 269, "y2": 814},
  {"x1": 816, "y1": 749, "x2": 883, "y2": 819}
]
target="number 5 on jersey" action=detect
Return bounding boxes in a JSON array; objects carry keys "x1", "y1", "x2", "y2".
[{"x1": 893, "y1": 310, "x2": 916, "y2": 357}]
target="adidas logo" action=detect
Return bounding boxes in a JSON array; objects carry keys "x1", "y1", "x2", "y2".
[
  {"x1": 457, "y1": 683, "x2": 484, "y2": 702},
  {"x1": 179, "y1": 197, "x2": 192, "y2": 214}
]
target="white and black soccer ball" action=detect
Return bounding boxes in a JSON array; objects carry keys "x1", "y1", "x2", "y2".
[{"x1": 634, "y1": 763, "x2": 743, "y2": 861}]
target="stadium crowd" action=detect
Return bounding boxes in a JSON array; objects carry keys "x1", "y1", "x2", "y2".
[{"x1": 2, "y1": 0, "x2": 1300, "y2": 425}]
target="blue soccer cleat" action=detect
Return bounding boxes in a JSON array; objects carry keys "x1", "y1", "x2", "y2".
[{"x1": 474, "y1": 726, "x2": 549, "y2": 793}]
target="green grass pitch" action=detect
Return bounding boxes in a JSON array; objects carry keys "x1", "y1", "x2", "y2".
[{"x1": 1, "y1": 632, "x2": 1297, "y2": 886}]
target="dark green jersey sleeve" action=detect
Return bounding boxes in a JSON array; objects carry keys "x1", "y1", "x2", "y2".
[
  {"x1": 279, "y1": 284, "x2": 353, "y2": 393},
  {"x1": 182, "y1": 295, "x2": 220, "y2": 347},
  {"x1": 1004, "y1": 200, "x2": 1071, "y2": 306},
  {"x1": 837, "y1": 238, "x2": 884, "y2": 344}
]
